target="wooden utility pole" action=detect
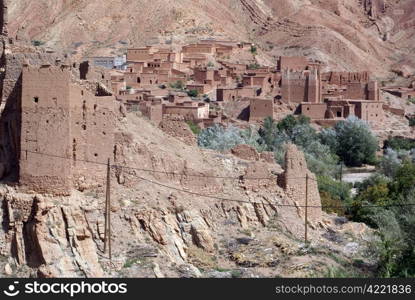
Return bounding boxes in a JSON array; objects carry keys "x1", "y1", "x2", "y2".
[
  {"x1": 304, "y1": 173, "x2": 308, "y2": 244},
  {"x1": 103, "y1": 158, "x2": 112, "y2": 260}
]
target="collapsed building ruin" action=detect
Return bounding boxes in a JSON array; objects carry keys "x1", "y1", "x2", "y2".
[
  {"x1": 20, "y1": 64, "x2": 115, "y2": 195},
  {"x1": 0, "y1": 1, "x2": 116, "y2": 194}
]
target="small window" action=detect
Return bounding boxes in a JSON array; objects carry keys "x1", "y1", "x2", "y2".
[
  {"x1": 33, "y1": 97, "x2": 39, "y2": 103},
  {"x1": 337, "y1": 111, "x2": 341, "y2": 117}
]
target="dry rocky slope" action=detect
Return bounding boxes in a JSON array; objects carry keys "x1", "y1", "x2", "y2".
[
  {"x1": 1, "y1": 111, "x2": 378, "y2": 278},
  {"x1": 7, "y1": 0, "x2": 415, "y2": 78}
]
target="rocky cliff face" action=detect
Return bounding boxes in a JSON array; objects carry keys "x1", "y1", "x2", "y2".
[
  {"x1": 0, "y1": 113, "x2": 378, "y2": 278},
  {"x1": 5, "y1": 0, "x2": 415, "y2": 77}
]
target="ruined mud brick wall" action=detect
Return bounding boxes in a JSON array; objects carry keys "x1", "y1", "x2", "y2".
[
  {"x1": 0, "y1": 47, "x2": 64, "y2": 179},
  {"x1": 20, "y1": 65, "x2": 73, "y2": 195},
  {"x1": 217, "y1": 87, "x2": 256, "y2": 102},
  {"x1": 69, "y1": 82, "x2": 115, "y2": 190},
  {"x1": 324, "y1": 71, "x2": 370, "y2": 85},
  {"x1": 322, "y1": 71, "x2": 379, "y2": 101},
  {"x1": 158, "y1": 115, "x2": 196, "y2": 146},
  {"x1": 20, "y1": 65, "x2": 116, "y2": 194},
  {"x1": 278, "y1": 144, "x2": 322, "y2": 223},
  {"x1": 127, "y1": 47, "x2": 154, "y2": 62}
]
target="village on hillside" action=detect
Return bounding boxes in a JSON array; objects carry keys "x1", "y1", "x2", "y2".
[
  {"x1": 2, "y1": 0, "x2": 415, "y2": 282},
  {"x1": 93, "y1": 39, "x2": 414, "y2": 129}
]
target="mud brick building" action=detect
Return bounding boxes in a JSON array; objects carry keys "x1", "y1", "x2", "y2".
[
  {"x1": 249, "y1": 98, "x2": 275, "y2": 121},
  {"x1": 20, "y1": 64, "x2": 116, "y2": 195}
]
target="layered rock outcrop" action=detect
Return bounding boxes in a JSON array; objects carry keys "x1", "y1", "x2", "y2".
[{"x1": 2, "y1": 190, "x2": 102, "y2": 277}]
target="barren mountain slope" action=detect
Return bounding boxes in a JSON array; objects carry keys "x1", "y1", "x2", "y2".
[{"x1": 7, "y1": 0, "x2": 415, "y2": 77}]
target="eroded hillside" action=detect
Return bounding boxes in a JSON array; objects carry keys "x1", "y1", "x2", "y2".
[{"x1": 7, "y1": 0, "x2": 415, "y2": 77}]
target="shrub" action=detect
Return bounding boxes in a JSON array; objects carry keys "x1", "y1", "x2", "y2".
[
  {"x1": 250, "y1": 45, "x2": 257, "y2": 55},
  {"x1": 383, "y1": 136, "x2": 415, "y2": 151},
  {"x1": 187, "y1": 89, "x2": 199, "y2": 98},
  {"x1": 248, "y1": 63, "x2": 260, "y2": 69},
  {"x1": 186, "y1": 121, "x2": 201, "y2": 135},
  {"x1": 32, "y1": 40, "x2": 44, "y2": 47},
  {"x1": 169, "y1": 80, "x2": 185, "y2": 90},
  {"x1": 378, "y1": 148, "x2": 406, "y2": 178},
  {"x1": 317, "y1": 176, "x2": 351, "y2": 215},
  {"x1": 350, "y1": 167, "x2": 415, "y2": 277},
  {"x1": 409, "y1": 116, "x2": 415, "y2": 127}
]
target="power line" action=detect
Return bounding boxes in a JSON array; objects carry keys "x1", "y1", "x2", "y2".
[
  {"x1": 133, "y1": 173, "x2": 415, "y2": 210},
  {"x1": 21, "y1": 148, "x2": 310, "y2": 181},
  {"x1": 19, "y1": 148, "x2": 415, "y2": 210}
]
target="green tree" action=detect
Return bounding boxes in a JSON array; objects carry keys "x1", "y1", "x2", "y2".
[
  {"x1": 333, "y1": 116, "x2": 378, "y2": 167},
  {"x1": 390, "y1": 162, "x2": 415, "y2": 195},
  {"x1": 258, "y1": 115, "x2": 339, "y2": 177}
]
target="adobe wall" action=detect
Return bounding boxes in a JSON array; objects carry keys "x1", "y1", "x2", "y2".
[
  {"x1": 278, "y1": 144, "x2": 322, "y2": 223},
  {"x1": 20, "y1": 65, "x2": 72, "y2": 195},
  {"x1": 357, "y1": 101, "x2": 384, "y2": 122},
  {"x1": 367, "y1": 81, "x2": 379, "y2": 101},
  {"x1": 164, "y1": 103, "x2": 209, "y2": 120},
  {"x1": 127, "y1": 48, "x2": 154, "y2": 62},
  {"x1": 281, "y1": 70, "x2": 320, "y2": 103},
  {"x1": 249, "y1": 98, "x2": 274, "y2": 121},
  {"x1": 343, "y1": 82, "x2": 367, "y2": 99},
  {"x1": 139, "y1": 101, "x2": 163, "y2": 125},
  {"x1": 301, "y1": 103, "x2": 327, "y2": 119},
  {"x1": 69, "y1": 84, "x2": 115, "y2": 190},
  {"x1": 19, "y1": 64, "x2": 116, "y2": 194},
  {"x1": 323, "y1": 71, "x2": 370, "y2": 85}
]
